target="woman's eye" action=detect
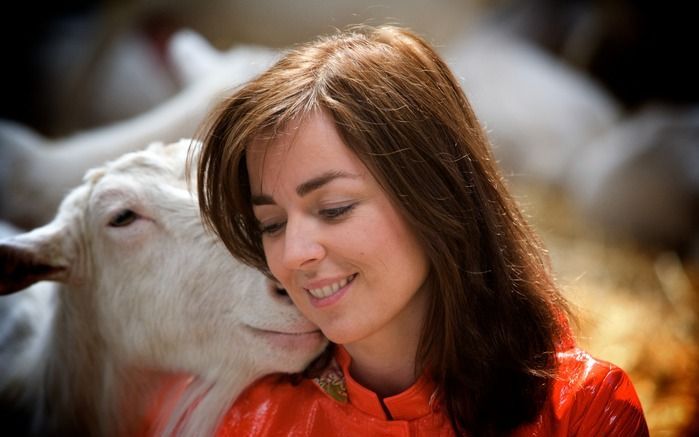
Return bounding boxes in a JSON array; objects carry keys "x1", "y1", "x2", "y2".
[
  {"x1": 319, "y1": 203, "x2": 356, "y2": 219},
  {"x1": 259, "y1": 221, "x2": 285, "y2": 236},
  {"x1": 109, "y1": 209, "x2": 138, "y2": 227}
]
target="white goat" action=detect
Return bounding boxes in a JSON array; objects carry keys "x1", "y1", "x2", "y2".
[{"x1": 0, "y1": 139, "x2": 326, "y2": 436}]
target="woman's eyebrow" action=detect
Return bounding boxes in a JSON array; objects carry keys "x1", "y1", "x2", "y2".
[
  {"x1": 251, "y1": 170, "x2": 359, "y2": 206},
  {"x1": 296, "y1": 170, "x2": 359, "y2": 197},
  {"x1": 251, "y1": 194, "x2": 274, "y2": 205}
]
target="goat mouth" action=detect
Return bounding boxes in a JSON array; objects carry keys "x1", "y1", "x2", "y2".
[
  {"x1": 245, "y1": 326, "x2": 325, "y2": 350},
  {"x1": 246, "y1": 326, "x2": 322, "y2": 336}
]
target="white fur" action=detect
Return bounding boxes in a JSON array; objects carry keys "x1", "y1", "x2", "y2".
[{"x1": 0, "y1": 140, "x2": 326, "y2": 436}]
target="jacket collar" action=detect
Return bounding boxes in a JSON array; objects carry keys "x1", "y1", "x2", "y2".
[{"x1": 314, "y1": 346, "x2": 438, "y2": 421}]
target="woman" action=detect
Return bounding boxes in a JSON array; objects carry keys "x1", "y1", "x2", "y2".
[{"x1": 197, "y1": 25, "x2": 648, "y2": 436}]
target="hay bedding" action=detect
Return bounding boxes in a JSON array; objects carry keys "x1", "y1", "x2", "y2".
[{"x1": 515, "y1": 182, "x2": 698, "y2": 436}]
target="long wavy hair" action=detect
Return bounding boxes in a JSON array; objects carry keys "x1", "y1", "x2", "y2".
[{"x1": 197, "y1": 25, "x2": 571, "y2": 436}]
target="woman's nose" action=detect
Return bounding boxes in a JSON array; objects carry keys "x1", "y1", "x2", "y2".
[{"x1": 281, "y1": 216, "x2": 325, "y2": 270}]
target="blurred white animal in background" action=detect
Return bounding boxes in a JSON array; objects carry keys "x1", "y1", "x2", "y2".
[
  {"x1": 445, "y1": 23, "x2": 622, "y2": 185},
  {"x1": 445, "y1": 23, "x2": 698, "y2": 253},
  {"x1": 563, "y1": 105, "x2": 699, "y2": 252},
  {"x1": 0, "y1": 30, "x2": 277, "y2": 229},
  {"x1": 0, "y1": 140, "x2": 326, "y2": 436}
]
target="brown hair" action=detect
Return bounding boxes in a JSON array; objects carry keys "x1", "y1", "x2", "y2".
[{"x1": 197, "y1": 25, "x2": 570, "y2": 436}]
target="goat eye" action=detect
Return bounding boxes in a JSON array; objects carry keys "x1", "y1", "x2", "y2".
[{"x1": 109, "y1": 209, "x2": 138, "y2": 227}]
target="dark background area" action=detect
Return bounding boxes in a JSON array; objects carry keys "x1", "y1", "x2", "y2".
[{"x1": 0, "y1": 0, "x2": 697, "y2": 136}]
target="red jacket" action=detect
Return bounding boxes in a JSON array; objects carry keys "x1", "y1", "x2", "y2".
[{"x1": 216, "y1": 346, "x2": 649, "y2": 436}]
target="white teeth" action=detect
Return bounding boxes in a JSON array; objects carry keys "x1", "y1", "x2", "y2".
[{"x1": 307, "y1": 275, "x2": 353, "y2": 299}]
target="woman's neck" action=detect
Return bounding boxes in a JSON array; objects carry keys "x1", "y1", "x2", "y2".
[{"x1": 343, "y1": 288, "x2": 427, "y2": 398}]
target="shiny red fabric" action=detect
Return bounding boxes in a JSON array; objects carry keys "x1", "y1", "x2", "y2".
[{"x1": 216, "y1": 346, "x2": 649, "y2": 436}]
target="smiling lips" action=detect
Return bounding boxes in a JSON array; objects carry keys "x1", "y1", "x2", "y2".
[{"x1": 305, "y1": 273, "x2": 357, "y2": 299}]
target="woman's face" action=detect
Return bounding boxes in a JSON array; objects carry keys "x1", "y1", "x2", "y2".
[{"x1": 246, "y1": 111, "x2": 429, "y2": 346}]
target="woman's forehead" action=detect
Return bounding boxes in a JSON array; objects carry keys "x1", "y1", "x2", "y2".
[
  {"x1": 246, "y1": 112, "x2": 370, "y2": 192},
  {"x1": 247, "y1": 112, "x2": 341, "y2": 160}
]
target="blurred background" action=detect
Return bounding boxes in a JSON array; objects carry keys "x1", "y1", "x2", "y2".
[{"x1": 0, "y1": 0, "x2": 697, "y2": 434}]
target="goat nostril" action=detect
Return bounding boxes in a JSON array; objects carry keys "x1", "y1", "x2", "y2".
[
  {"x1": 274, "y1": 286, "x2": 294, "y2": 304},
  {"x1": 266, "y1": 279, "x2": 291, "y2": 301}
]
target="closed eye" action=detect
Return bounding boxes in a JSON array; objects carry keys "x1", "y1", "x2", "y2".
[
  {"x1": 109, "y1": 209, "x2": 138, "y2": 227},
  {"x1": 259, "y1": 221, "x2": 285, "y2": 236},
  {"x1": 319, "y1": 203, "x2": 356, "y2": 219},
  {"x1": 258, "y1": 203, "x2": 357, "y2": 236}
]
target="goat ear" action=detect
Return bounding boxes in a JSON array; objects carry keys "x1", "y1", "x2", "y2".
[
  {"x1": 0, "y1": 241, "x2": 66, "y2": 295},
  {"x1": 167, "y1": 29, "x2": 222, "y2": 85}
]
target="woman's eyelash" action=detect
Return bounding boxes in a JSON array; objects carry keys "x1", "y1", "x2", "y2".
[
  {"x1": 259, "y1": 221, "x2": 285, "y2": 235},
  {"x1": 320, "y1": 203, "x2": 356, "y2": 219},
  {"x1": 258, "y1": 203, "x2": 357, "y2": 235}
]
